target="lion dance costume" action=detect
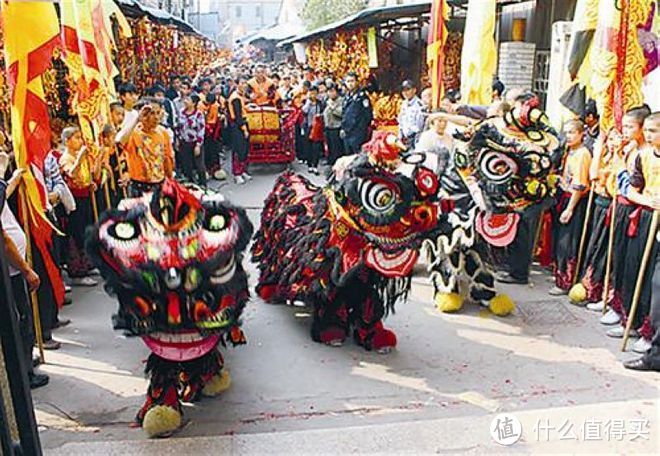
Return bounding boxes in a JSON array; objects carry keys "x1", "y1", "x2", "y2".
[
  {"x1": 86, "y1": 180, "x2": 253, "y2": 437},
  {"x1": 425, "y1": 101, "x2": 561, "y2": 315},
  {"x1": 252, "y1": 133, "x2": 440, "y2": 352}
]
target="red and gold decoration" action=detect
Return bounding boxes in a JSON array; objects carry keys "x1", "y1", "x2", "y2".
[
  {"x1": 368, "y1": 92, "x2": 401, "y2": 133},
  {"x1": 442, "y1": 31, "x2": 462, "y2": 91},
  {"x1": 306, "y1": 29, "x2": 372, "y2": 83},
  {"x1": 117, "y1": 17, "x2": 225, "y2": 91},
  {"x1": 0, "y1": 6, "x2": 227, "y2": 125}
]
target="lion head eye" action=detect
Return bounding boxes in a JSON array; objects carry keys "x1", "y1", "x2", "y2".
[
  {"x1": 358, "y1": 178, "x2": 399, "y2": 214},
  {"x1": 109, "y1": 222, "x2": 139, "y2": 241},
  {"x1": 209, "y1": 214, "x2": 227, "y2": 231}
]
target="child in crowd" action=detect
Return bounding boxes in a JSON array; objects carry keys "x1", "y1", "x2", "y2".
[
  {"x1": 177, "y1": 93, "x2": 206, "y2": 185},
  {"x1": 58, "y1": 127, "x2": 99, "y2": 287},
  {"x1": 550, "y1": 119, "x2": 592, "y2": 295},
  {"x1": 301, "y1": 85, "x2": 325, "y2": 175},
  {"x1": 96, "y1": 125, "x2": 117, "y2": 212},
  {"x1": 109, "y1": 102, "x2": 128, "y2": 199}
]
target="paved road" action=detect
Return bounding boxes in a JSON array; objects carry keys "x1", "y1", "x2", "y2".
[{"x1": 34, "y1": 163, "x2": 659, "y2": 454}]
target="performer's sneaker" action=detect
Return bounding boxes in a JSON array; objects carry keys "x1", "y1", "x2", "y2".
[
  {"x1": 548, "y1": 286, "x2": 568, "y2": 296},
  {"x1": 71, "y1": 277, "x2": 98, "y2": 287},
  {"x1": 606, "y1": 326, "x2": 637, "y2": 338},
  {"x1": 496, "y1": 272, "x2": 528, "y2": 285},
  {"x1": 319, "y1": 327, "x2": 347, "y2": 347},
  {"x1": 242, "y1": 172, "x2": 253, "y2": 181},
  {"x1": 235, "y1": 175, "x2": 245, "y2": 185},
  {"x1": 600, "y1": 309, "x2": 621, "y2": 325},
  {"x1": 632, "y1": 337, "x2": 652, "y2": 354},
  {"x1": 586, "y1": 301, "x2": 604, "y2": 312}
]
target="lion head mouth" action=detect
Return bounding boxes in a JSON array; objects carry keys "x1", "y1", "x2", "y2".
[
  {"x1": 364, "y1": 247, "x2": 418, "y2": 277},
  {"x1": 142, "y1": 330, "x2": 221, "y2": 362}
]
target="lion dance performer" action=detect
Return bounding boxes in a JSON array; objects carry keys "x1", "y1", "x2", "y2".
[
  {"x1": 252, "y1": 132, "x2": 440, "y2": 352},
  {"x1": 86, "y1": 179, "x2": 253, "y2": 437},
  {"x1": 425, "y1": 100, "x2": 561, "y2": 316}
]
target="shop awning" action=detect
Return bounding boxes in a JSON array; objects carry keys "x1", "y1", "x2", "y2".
[
  {"x1": 115, "y1": 0, "x2": 205, "y2": 36},
  {"x1": 278, "y1": 1, "x2": 433, "y2": 46},
  {"x1": 278, "y1": 0, "x2": 527, "y2": 46}
]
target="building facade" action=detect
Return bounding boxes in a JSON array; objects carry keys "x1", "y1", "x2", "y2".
[
  {"x1": 138, "y1": 0, "x2": 189, "y2": 18},
  {"x1": 367, "y1": 0, "x2": 416, "y2": 6},
  {"x1": 188, "y1": 0, "x2": 282, "y2": 47}
]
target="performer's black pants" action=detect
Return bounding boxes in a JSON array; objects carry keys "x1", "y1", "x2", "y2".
[
  {"x1": 508, "y1": 200, "x2": 546, "y2": 280},
  {"x1": 642, "y1": 254, "x2": 660, "y2": 369}
]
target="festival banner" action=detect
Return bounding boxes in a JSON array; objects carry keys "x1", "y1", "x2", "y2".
[
  {"x1": 2, "y1": 0, "x2": 65, "y2": 306},
  {"x1": 460, "y1": 0, "x2": 497, "y2": 105},
  {"x1": 427, "y1": 0, "x2": 448, "y2": 109},
  {"x1": 61, "y1": 0, "x2": 131, "y2": 142},
  {"x1": 588, "y1": 0, "x2": 654, "y2": 132}
]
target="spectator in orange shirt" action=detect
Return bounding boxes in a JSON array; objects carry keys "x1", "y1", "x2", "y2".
[
  {"x1": 248, "y1": 64, "x2": 280, "y2": 107},
  {"x1": 118, "y1": 98, "x2": 174, "y2": 197}
]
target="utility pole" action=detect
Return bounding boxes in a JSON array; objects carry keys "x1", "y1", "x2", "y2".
[{"x1": 197, "y1": 0, "x2": 201, "y2": 30}]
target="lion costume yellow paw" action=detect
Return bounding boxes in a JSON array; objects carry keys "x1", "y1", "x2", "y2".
[
  {"x1": 435, "y1": 292, "x2": 464, "y2": 313},
  {"x1": 142, "y1": 405, "x2": 182, "y2": 438},
  {"x1": 568, "y1": 283, "x2": 587, "y2": 305},
  {"x1": 489, "y1": 294, "x2": 515, "y2": 316},
  {"x1": 202, "y1": 370, "x2": 231, "y2": 397}
]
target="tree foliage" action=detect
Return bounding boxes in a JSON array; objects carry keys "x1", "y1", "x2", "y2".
[{"x1": 301, "y1": 0, "x2": 368, "y2": 31}]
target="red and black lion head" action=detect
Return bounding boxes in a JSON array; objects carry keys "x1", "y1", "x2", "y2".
[{"x1": 86, "y1": 180, "x2": 253, "y2": 362}]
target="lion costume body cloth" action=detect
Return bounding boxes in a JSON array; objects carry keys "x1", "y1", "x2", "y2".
[
  {"x1": 252, "y1": 133, "x2": 440, "y2": 352},
  {"x1": 424, "y1": 101, "x2": 561, "y2": 315},
  {"x1": 86, "y1": 180, "x2": 253, "y2": 437}
]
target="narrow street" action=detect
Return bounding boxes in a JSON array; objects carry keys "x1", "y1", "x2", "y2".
[{"x1": 34, "y1": 164, "x2": 658, "y2": 454}]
